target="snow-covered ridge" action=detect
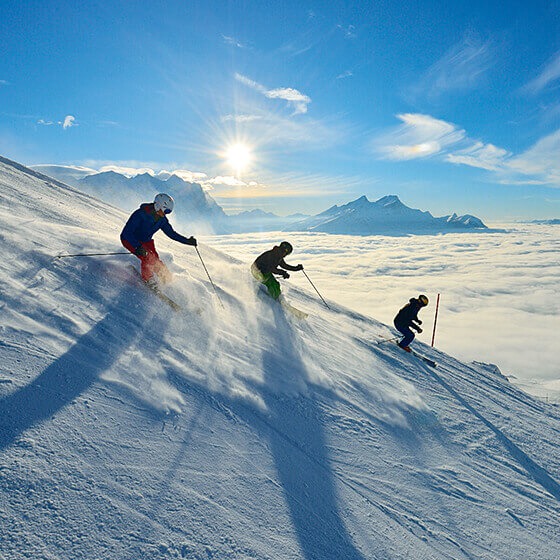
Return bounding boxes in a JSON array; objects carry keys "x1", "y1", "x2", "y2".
[
  {"x1": 285, "y1": 194, "x2": 488, "y2": 234},
  {"x1": 1, "y1": 155, "x2": 559, "y2": 559}
]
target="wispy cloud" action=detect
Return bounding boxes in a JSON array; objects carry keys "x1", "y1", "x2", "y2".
[
  {"x1": 505, "y1": 129, "x2": 560, "y2": 185},
  {"x1": 446, "y1": 130, "x2": 560, "y2": 186},
  {"x1": 207, "y1": 175, "x2": 249, "y2": 187},
  {"x1": 62, "y1": 115, "x2": 76, "y2": 129},
  {"x1": 38, "y1": 114, "x2": 77, "y2": 129},
  {"x1": 446, "y1": 142, "x2": 510, "y2": 171},
  {"x1": 337, "y1": 24, "x2": 357, "y2": 39},
  {"x1": 235, "y1": 73, "x2": 311, "y2": 115},
  {"x1": 222, "y1": 34, "x2": 247, "y2": 49},
  {"x1": 0, "y1": 80, "x2": 10, "y2": 86},
  {"x1": 336, "y1": 70, "x2": 354, "y2": 80},
  {"x1": 522, "y1": 51, "x2": 560, "y2": 95},
  {"x1": 376, "y1": 113, "x2": 560, "y2": 187},
  {"x1": 376, "y1": 113, "x2": 465, "y2": 160},
  {"x1": 411, "y1": 35, "x2": 496, "y2": 99}
]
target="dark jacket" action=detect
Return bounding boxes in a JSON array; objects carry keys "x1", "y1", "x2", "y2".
[
  {"x1": 394, "y1": 298, "x2": 423, "y2": 331},
  {"x1": 120, "y1": 203, "x2": 191, "y2": 250},
  {"x1": 253, "y1": 246, "x2": 301, "y2": 276}
]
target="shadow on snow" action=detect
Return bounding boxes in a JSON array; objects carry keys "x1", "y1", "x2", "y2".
[{"x1": 0, "y1": 286, "x2": 149, "y2": 451}]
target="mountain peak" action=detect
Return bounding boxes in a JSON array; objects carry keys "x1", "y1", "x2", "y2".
[
  {"x1": 347, "y1": 195, "x2": 371, "y2": 207},
  {"x1": 375, "y1": 195, "x2": 403, "y2": 207}
]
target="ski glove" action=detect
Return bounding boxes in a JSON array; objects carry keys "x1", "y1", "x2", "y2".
[
  {"x1": 185, "y1": 236, "x2": 197, "y2": 247},
  {"x1": 135, "y1": 246, "x2": 148, "y2": 257},
  {"x1": 295, "y1": 264, "x2": 304, "y2": 271},
  {"x1": 281, "y1": 271, "x2": 290, "y2": 279},
  {"x1": 415, "y1": 327, "x2": 423, "y2": 334}
]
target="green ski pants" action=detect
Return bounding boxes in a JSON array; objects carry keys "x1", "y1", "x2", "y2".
[{"x1": 251, "y1": 263, "x2": 281, "y2": 300}]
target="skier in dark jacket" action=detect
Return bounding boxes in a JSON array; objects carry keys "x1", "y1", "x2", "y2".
[
  {"x1": 394, "y1": 295, "x2": 429, "y2": 352},
  {"x1": 121, "y1": 193, "x2": 197, "y2": 285},
  {"x1": 251, "y1": 241, "x2": 303, "y2": 299}
]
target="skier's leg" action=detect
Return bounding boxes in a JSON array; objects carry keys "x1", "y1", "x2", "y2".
[
  {"x1": 140, "y1": 241, "x2": 160, "y2": 282},
  {"x1": 251, "y1": 264, "x2": 280, "y2": 299},
  {"x1": 153, "y1": 258, "x2": 172, "y2": 284},
  {"x1": 263, "y1": 274, "x2": 281, "y2": 300},
  {"x1": 250, "y1": 263, "x2": 265, "y2": 282},
  {"x1": 122, "y1": 239, "x2": 161, "y2": 283},
  {"x1": 398, "y1": 326, "x2": 415, "y2": 348},
  {"x1": 394, "y1": 320, "x2": 415, "y2": 348}
]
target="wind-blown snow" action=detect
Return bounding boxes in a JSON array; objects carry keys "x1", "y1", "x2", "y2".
[{"x1": 1, "y1": 157, "x2": 560, "y2": 559}]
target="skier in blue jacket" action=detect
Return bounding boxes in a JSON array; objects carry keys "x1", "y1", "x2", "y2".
[{"x1": 121, "y1": 193, "x2": 197, "y2": 285}]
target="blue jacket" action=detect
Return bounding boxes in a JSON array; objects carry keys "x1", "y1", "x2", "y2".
[{"x1": 120, "y1": 203, "x2": 191, "y2": 250}]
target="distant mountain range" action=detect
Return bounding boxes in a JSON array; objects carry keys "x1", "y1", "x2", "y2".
[
  {"x1": 31, "y1": 164, "x2": 488, "y2": 235},
  {"x1": 284, "y1": 195, "x2": 487, "y2": 234},
  {"x1": 526, "y1": 219, "x2": 560, "y2": 225},
  {"x1": 33, "y1": 165, "x2": 231, "y2": 233},
  {"x1": 227, "y1": 209, "x2": 310, "y2": 233}
]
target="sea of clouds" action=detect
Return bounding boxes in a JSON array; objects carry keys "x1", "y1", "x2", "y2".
[{"x1": 204, "y1": 223, "x2": 560, "y2": 402}]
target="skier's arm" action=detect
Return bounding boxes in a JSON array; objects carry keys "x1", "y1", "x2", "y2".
[
  {"x1": 161, "y1": 220, "x2": 197, "y2": 246},
  {"x1": 272, "y1": 267, "x2": 290, "y2": 278},
  {"x1": 279, "y1": 259, "x2": 303, "y2": 272}
]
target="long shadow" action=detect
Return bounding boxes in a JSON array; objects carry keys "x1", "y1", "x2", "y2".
[
  {"x1": 258, "y1": 305, "x2": 370, "y2": 560},
  {"x1": 429, "y1": 368, "x2": 560, "y2": 502},
  {"x1": 0, "y1": 286, "x2": 149, "y2": 450}
]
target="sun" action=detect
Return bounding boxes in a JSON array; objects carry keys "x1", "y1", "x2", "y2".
[{"x1": 224, "y1": 143, "x2": 253, "y2": 174}]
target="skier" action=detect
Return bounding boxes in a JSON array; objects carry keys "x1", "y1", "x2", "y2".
[
  {"x1": 394, "y1": 294, "x2": 429, "y2": 352},
  {"x1": 121, "y1": 193, "x2": 197, "y2": 286},
  {"x1": 251, "y1": 241, "x2": 303, "y2": 300}
]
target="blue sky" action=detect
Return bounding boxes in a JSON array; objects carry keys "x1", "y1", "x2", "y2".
[{"x1": 1, "y1": 0, "x2": 559, "y2": 219}]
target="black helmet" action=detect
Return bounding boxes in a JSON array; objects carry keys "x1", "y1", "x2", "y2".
[
  {"x1": 279, "y1": 241, "x2": 293, "y2": 255},
  {"x1": 418, "y1": 294, "x2": 429, "y2": 306}
]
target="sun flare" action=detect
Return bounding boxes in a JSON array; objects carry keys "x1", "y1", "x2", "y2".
[{"x1": 224, "y1": 143, "x2": 253, "y2": 173}]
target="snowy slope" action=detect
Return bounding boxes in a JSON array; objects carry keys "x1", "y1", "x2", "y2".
[{"x1": 1, "y1": 156, "x2": 559, "y2": 560}]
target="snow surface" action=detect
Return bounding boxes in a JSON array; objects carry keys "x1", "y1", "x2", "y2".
[{"x1": 1, "y1": 157, "x2": 560, "y2": 559}]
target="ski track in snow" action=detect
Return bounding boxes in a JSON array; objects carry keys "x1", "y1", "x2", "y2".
[{"x1": 1, "y1": 156, "x2": 560, "y2": 559}]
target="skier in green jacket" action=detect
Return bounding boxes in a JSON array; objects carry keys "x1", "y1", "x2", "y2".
[{"x1": 251, "y1": 241, "x2": 303, "y2": 299}]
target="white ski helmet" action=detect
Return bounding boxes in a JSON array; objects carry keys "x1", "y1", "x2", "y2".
[{"x1": 154, "y1": 193, "x2": 174, "y2": 214}]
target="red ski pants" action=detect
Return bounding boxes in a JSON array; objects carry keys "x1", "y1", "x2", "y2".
[{"x1": 122, "y1": 239, "x2": 166, "y2": 282}]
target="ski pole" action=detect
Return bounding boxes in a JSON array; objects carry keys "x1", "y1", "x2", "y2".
[
  {"x1": 431, "y1": 293, "x2": 441, "y2": 347},
  {"x1": 302, "y1": 269, "x2": 330, "y2": 309},
  {"x1": 55, "y1": 252, "x2": 131, "y2": 258},
  {"x1": 195, "y1": 246, "x2": 224, "y2": 308},
  {"x1": 375, "y1": 335, "x2": 401, "y2": 345}
]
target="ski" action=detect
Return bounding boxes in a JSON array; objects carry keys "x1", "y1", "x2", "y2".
[
  {"x1": 407, "y1": 348, "x2": 437, "y2": 368},
  {"x1": 279, "y1": 295, "x2": 308, "y2": 320},
  {"x1": 374, "y1": 334, "x2": 437, "y2": 367},
  {"x1": 256, "y1": 285, "x2": 308, "y2": 319},
  {"x1": 128, "y1": 265, "x2": 182, "y2": 312}
]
